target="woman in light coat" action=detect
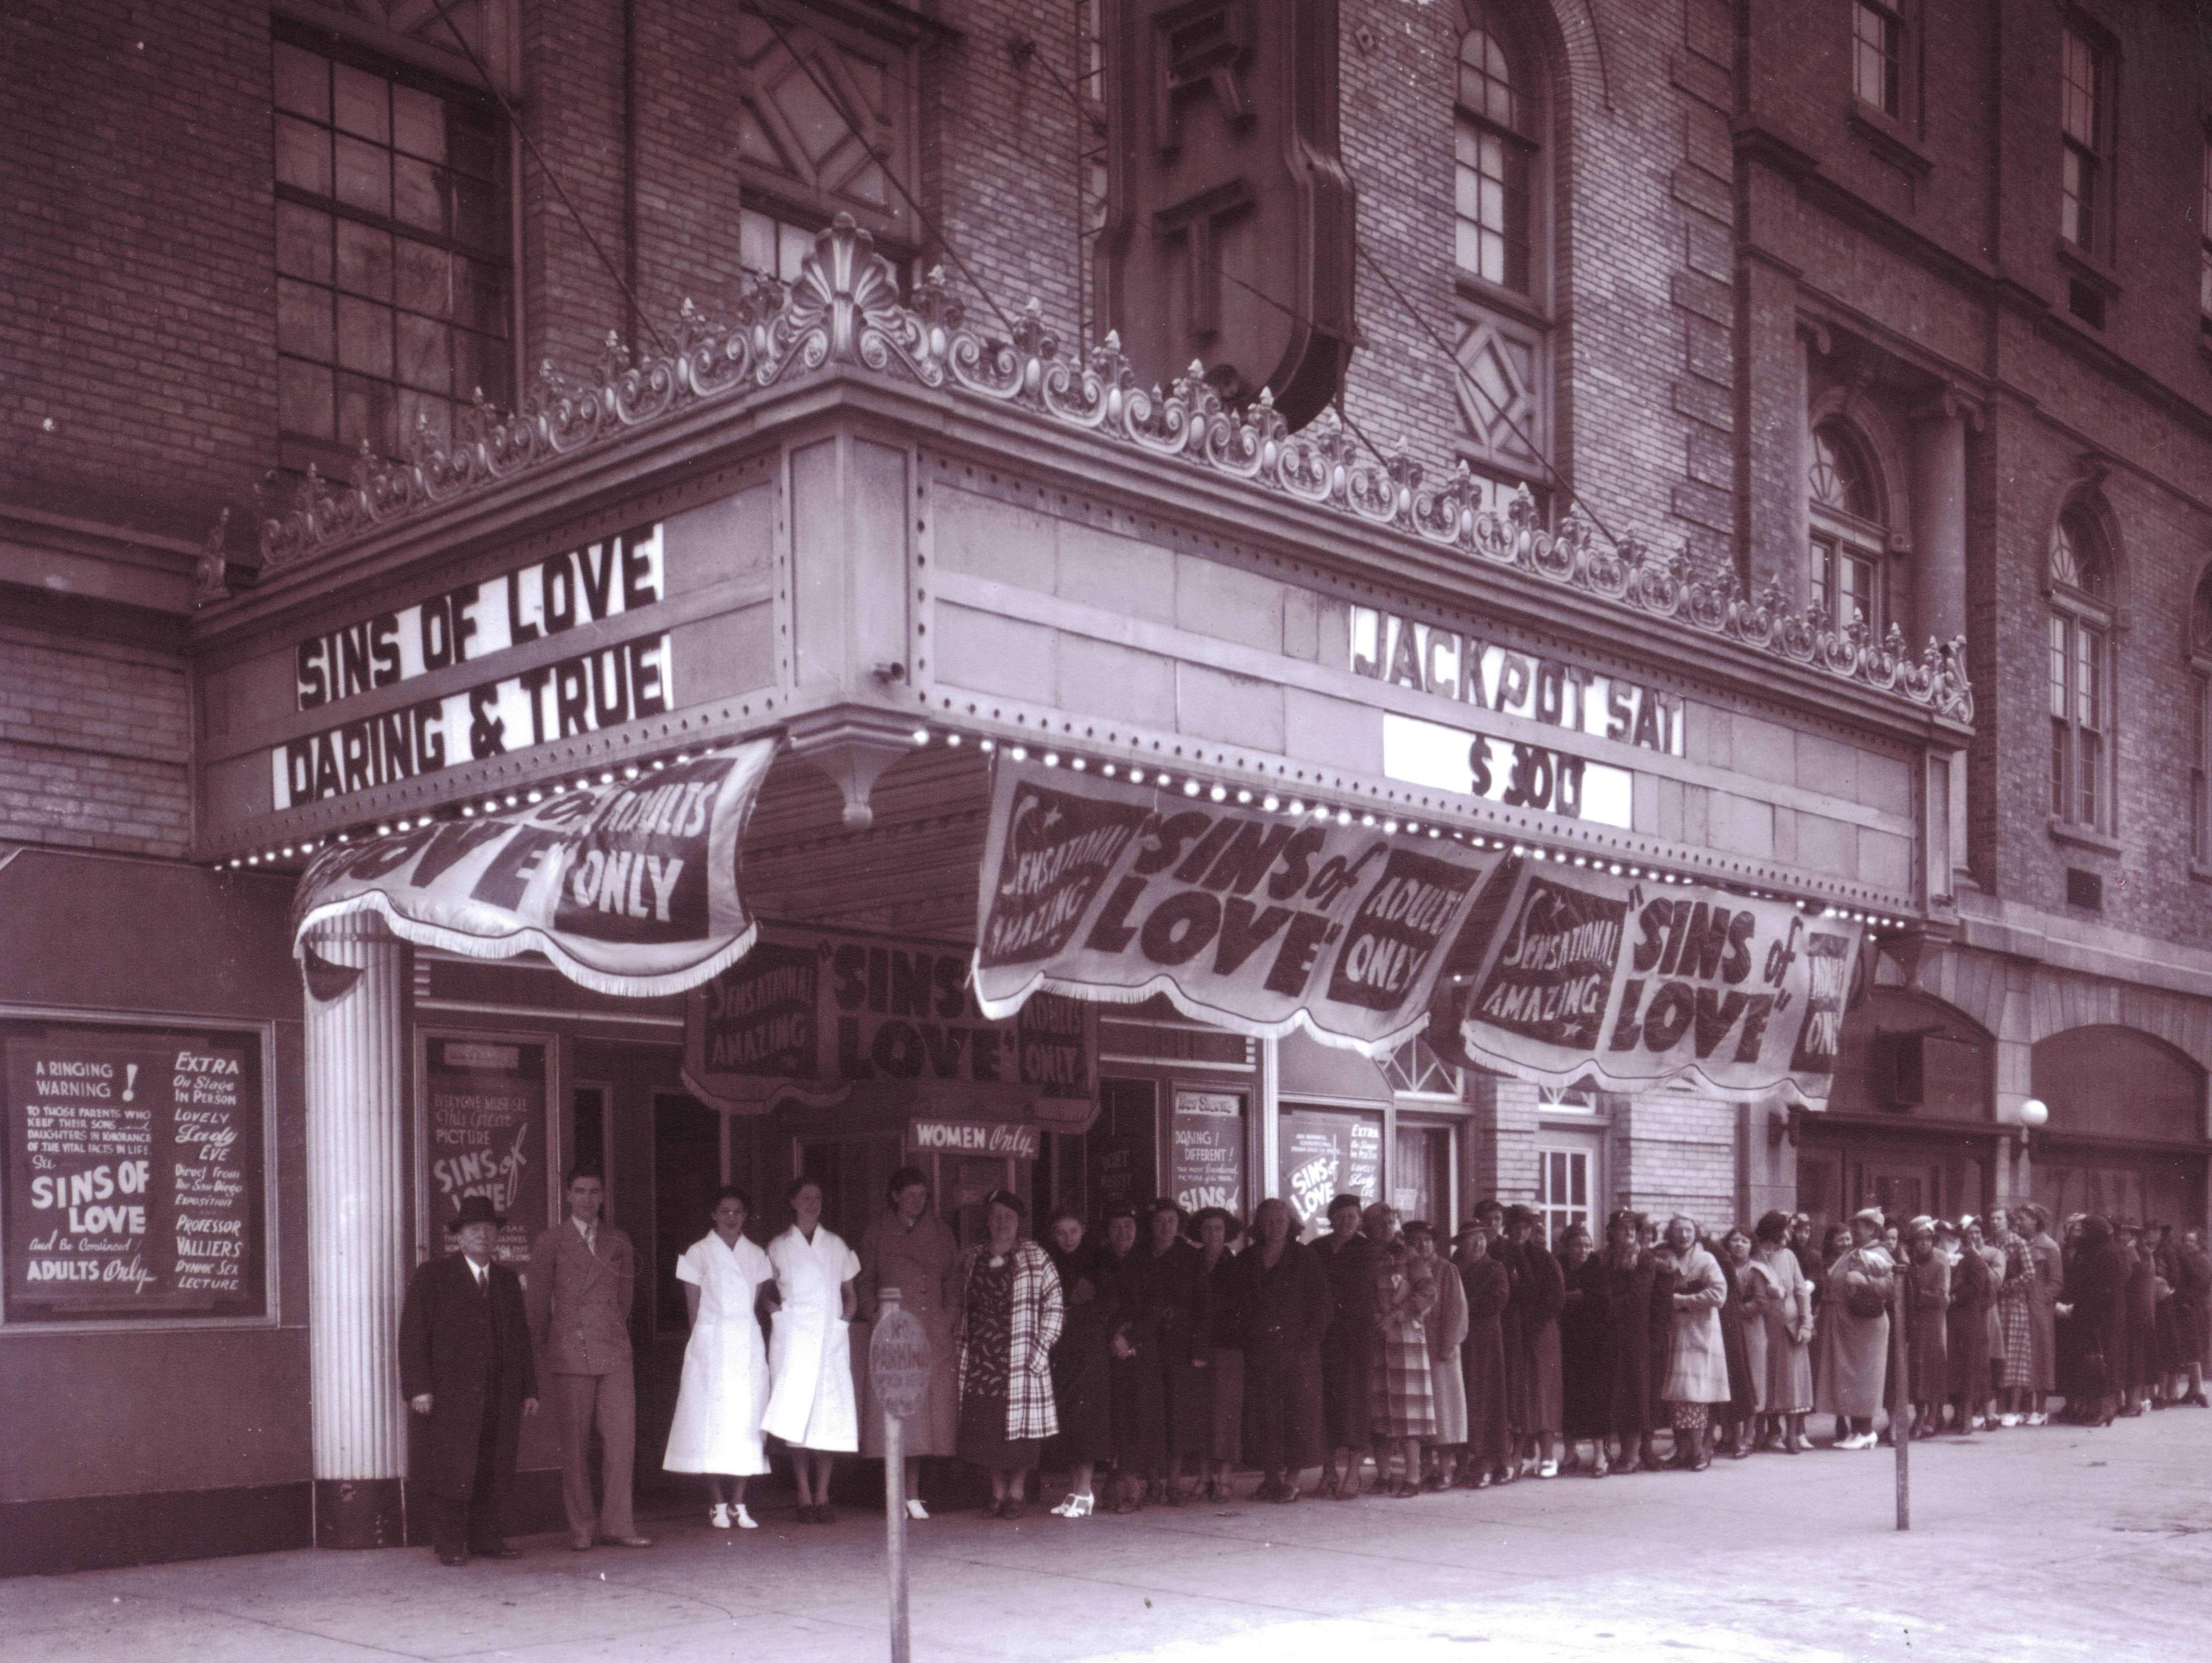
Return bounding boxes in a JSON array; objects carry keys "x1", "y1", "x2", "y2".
[
  {"x1": 1407, "y1": 1221, "x2": 1468, "y2": 1488},
  {"x1": 1819, "y1": 1208, "x2": 1896, "y2": 1449},
  {"x1": 1747, "y1": 1210, "x2": 1814, "y2": 1452},
  {"x1": 1657, "y1": 1214, "x2": 1729, "y2": 1471},
  {"x1": 955, "y1": 1190, "x2": 1064, "y2": 1518},
  {"x1": 764, "y1": 1176, "x2": 861, "y2": 1524},
  {"x1": 663, "y1": 1185, "x2": 774, "y2": 1529}
]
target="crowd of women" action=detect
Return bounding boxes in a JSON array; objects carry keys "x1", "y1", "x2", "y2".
[{"x1": 655, "y1": 1169, "x2": 2212, "y2": 1527}]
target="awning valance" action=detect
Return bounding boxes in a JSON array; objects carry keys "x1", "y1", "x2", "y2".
[
  {"x1": 969, "y1": 756, "x2": 1862, "y2": 1105},
  {"x1": 291, "y1": 740, "x2": 777, "y2": 998}
]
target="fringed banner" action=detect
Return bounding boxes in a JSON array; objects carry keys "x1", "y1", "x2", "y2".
[
  {"x1": 290, "y1": 741, "x2": 777, "y2": 997},
  {"x1": 971, "y1": 760, "x2": 1505, "y2": 1057}
]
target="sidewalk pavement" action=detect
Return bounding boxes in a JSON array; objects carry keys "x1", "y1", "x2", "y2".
[{"x1": 7, "y1": 1408, "x2": 2207, "y2": 1663}]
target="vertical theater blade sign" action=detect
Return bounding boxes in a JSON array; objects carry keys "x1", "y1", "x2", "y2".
[{"x1": 1099, "y1": 0, "x2": 1357, "y2": 427}]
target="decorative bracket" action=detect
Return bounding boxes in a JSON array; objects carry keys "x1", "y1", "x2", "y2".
[{"x1": 786, "y1": 708, "x2": 924, "y2": 831}]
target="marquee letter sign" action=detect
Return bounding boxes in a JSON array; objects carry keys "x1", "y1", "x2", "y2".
[{"x1": 1099, "y1": 0, "x2": 1356, "y2": 427}]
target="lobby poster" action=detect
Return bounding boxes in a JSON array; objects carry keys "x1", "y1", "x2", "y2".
[
  {"x1": 422, "y1": 1036, "x2": 548, "y2": 1269},
  {"x1": 1277, "y1": 1107, "x2": 1381, "y2": 1238},
  {"x1": 1169, "y1": 1089, "x2": 1245, "y2": 1215},
  {"x1": 3, "y1": 1022, "x2": 266, "y2": 1321}
]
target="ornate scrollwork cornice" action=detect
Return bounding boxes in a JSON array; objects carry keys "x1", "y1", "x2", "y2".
[{"x1": 253, "y1": 215, "x2": 1974, "y2": 725}]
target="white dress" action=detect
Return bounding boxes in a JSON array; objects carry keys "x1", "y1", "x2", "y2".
[
  {"x1": 763, "y1": 1223, "x2": 862, "y2": 1452},
  {"x1": 662, "y1": 1230, "x2": 774, "y2": 1475}
]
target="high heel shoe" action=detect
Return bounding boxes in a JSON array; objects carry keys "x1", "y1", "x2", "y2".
[
  {"x1": 1050, "y1": 1491, "x2": 1094, "y2": 1518},
  {"x1": 733, "y1": 1505, "x2": 758, "y2": 1529}
]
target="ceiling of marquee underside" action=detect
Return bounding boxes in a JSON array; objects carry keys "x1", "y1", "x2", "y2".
[{"x1": 739, "y1": 741, "x2": 991, "y2": 942}]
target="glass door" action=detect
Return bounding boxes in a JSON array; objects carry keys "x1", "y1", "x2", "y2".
[{"x1": 1534, "y1": 1139, "x2": 1595, "y2": 1249}]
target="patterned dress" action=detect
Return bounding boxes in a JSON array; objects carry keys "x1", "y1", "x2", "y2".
[
  {"x1": 1991, "y1": 1231, "x2": 2035, "y2": 1389},
  {"x1": 1370, "y1": 1241, "x2": 1438, "y2": 1439}
]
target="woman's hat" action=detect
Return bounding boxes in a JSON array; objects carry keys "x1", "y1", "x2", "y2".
[
  {"x1": 1190, "y1": 1206, "x2": 1243, "y2": 1240},
  {"x1": 982, "y1": 1188, "x2": 1027, "y2": 1222},
  {"x1": 1145, "y1": 1196, "x2": 1187, "y2": 1225},
  {"x1": 1906, "y1": 1216, "x2": 1936, "y2": 1240},
  {"x1": 1851, "y1": 1206, "x2": 1887, "y2": 1228},
  {"x1": 445, "y1": 1194, "x2": 504, "y2": 1230},
  {"x1": 1326, "y1": 1192, "x2": 1364, "y2": 1219}
]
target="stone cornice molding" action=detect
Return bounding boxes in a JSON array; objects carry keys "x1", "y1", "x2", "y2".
[{"x1": 237, "y1": 216, "x2": 1974, "y2": 727}]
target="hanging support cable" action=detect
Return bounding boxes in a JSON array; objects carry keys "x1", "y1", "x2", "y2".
[
  {"x1": 744, "y1": 2, "x2": 1025, "y2": 342},
  {"x1": 424, "y1": 0, "x2": 673, "y2": 357}
]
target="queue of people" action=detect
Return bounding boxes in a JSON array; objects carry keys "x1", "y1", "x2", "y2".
[{"x1": 402, "y1": 1167, "x2": 2212, "y2": 1562}]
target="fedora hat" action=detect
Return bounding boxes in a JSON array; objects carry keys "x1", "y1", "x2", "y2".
[{"x1": 445, "y1": 1194, "x2": 505, "y2": 1231}]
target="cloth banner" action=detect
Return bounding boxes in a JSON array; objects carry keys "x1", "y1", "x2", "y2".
[
  {"x1": 290, "y1": 740, "x2": 777, "y2": 997},
  {"x1": 970, "y1": 760, "x2": 1507, "y2": 1056},
  {"x1": 1425, "y1": 855, "x2": 1863, "y2": 1105}
]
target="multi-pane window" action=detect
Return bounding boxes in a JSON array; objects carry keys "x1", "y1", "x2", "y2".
[
  {"x1": 2048, "y1": 509, "x2": 2113, "y2": 830},
  {"x1": 1454, "y1": 6, "x2": 1534, "y2": 294},
  {"x1": 1852, "y1": 1, "x2": 1903, "y2": 117},
  {"x1": 1534, "y1": 1146, "x2": 1590, "y2": 1249},
  {"x1": 273, "y1": 31, "x2": 509, "y2": 459},
  {"x1": 2199, "y1": 134, "x2": 2212, "y2": 334},
  {"x1": 1807, "y1": 422, "x2": 1886, "y2": 634},
  {"x1": 2193, "y1": 676, "x2": 2211, "y2": 866},
  {"x1": 2060, "y1": 27, "x2": 2104, "y2": 251}
]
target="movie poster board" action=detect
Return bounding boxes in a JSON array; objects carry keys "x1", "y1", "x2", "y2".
[{"x1": 2, "y1": 1016, "x2": 271, "y2": 1325}]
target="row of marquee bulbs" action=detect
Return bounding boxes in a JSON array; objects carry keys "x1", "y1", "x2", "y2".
[{"x1": 220, "y1": 723, "x2": 1915, "y2": 933}]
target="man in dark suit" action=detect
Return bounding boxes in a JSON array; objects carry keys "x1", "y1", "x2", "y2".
[
  {"x1": 527, "y1": 1167, "x2": 650, "y2": 1549},
  {"x1": 399, "y1": 1193, "x2": 539, "y2": 1566}
]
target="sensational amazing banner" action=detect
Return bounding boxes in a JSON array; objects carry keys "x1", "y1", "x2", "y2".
[
  {"x1": 971, "y1": 761, "x2": 1506, "y2": 1056},
  {"x1": 1426, "y1": 856, "x2": 1863, "y2": 1105},
  {"x1": 290, "y1": 740, "x2": 776, "y2": 997}
]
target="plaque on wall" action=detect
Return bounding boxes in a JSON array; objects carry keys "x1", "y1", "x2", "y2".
[{"x1": 2, "y1": 1020, "x2": 268, "y2": 1323}]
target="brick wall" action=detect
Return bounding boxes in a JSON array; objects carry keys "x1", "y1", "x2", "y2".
[
  {"x1": 0, "y1": 0, "x2": 277, "y2": 542},
  {"x1": 0, "y1": 626, "x2": 191, "y2": 859}
]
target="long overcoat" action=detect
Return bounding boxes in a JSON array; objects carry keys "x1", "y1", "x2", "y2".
[
  {"x1": 399, "y1": 1251, "x2": 537, "y2": 1501},
  {"x1": 1234, "y1": 1237, "x2": 1330, "y2": 1473},
  {"x1": 1456, "y1": 1247, "x2": 1511, "y2": 1464}
]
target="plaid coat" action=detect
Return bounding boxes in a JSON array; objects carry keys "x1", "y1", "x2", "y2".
[{"x1": 957, "y1": 1238, "x2": 1065, "y2": 1441}]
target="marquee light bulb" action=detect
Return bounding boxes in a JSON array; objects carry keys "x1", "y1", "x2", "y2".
[
  {"x1": 1184, "y1": 780, "x2": 1203, "y2": 797},
  {"x1": 1208, "y1": 784, "x2": 1226, "y2": 801},
  {"x1": 1071, "y1": 758, "x2": 1087, "y2": 771},
  {"x1": 1263, "y1": 794, "x2": 1280, "y2": 811},
  {"x1": 913, "y1": 729, "x2": 931, "y2": 745},
  {"x1": 1237, "y1": 790, "x2": 1253, "y2": 804},
  {"x1": 1043, "y1": 751, "x2": 1060, "y2": 767}
]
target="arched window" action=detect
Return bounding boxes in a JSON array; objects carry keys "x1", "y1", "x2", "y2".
[
  {"x1": 1455, "y1": 14, "x2": 1534, "y2": 293},
  {"x1": 1807, "y1": 421, "x2": 1889, "y2": 632},
  {"x1": 2048, "y1": 504, "x2": 2115, "y2": 832},
  {"x1": 1452, "y1": 2, "x2": 1551, "y2": 515}
]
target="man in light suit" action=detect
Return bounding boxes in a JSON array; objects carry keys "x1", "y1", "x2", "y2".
[
  {"x1": 399, "y1": 1194, "x2": 538, "y2": 1566},
  {"x1": 526, "y1": 1167, "x2": 651, "y2": 1549}
]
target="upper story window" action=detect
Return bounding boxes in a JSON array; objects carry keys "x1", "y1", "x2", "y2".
[
  {"x1": 1807, "y1": 421, "x2": 1889, "y2": 634},
  {"x1": 2048, "y1": 505, "x2": 2115, "y2": 832},
  {"x1": 2189, "y1": 571, "x2": 2212, "y2": 866},
  {"x1": 1455, "y1": 9, "x2": 1535, "y2": 295},
  {"x1": 2060, "y1": 25, "x2": 2108, "y2": 254},
  {"x1": 273, "y1": 26, "x2": 510, "y2": 464},
  {"x1": 1852, "y1": 1, "x2": 1904, "y2": 119},
  {"x1": 1452, "y1": 2, "x2": 1551, "y2": 518},
  {"x1": 2199, "y1": 130, "x2": 2212, "y2": 338}
]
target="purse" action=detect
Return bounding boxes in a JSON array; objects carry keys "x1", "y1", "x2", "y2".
[{"x1": 1844, "y1": 1281, "x2": 1889, "y2": 1319}]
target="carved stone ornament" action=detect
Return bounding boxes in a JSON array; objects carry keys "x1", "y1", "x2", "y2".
[{"x1": 253, "y1": 215, "x2": 1974, "y2": 725}]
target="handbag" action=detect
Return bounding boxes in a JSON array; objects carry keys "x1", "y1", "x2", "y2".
[{"x1": 1844, "y1": 1280, "x2": 1888, "y2": 1319}]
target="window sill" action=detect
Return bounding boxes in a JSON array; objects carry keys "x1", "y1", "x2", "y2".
[
  {"x1": 1452, "y1": 274, "x2": 1551, "y2": 333},
  {"x1": 2054, "y1": 239, "x2": 2121, "y2": 296},
  {"x1": 1846, "y1": 104, "x2": 1933, "y2": 177},
  {"x1": 2191, "y1": 862, "x2": 2212, "y2": 885},
  {"x1": 2046, "y1": 817, "x2": 2120, "y2": 855}
]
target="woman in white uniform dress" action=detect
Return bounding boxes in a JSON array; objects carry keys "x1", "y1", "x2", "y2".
[
  {"x1": 764, "y1": 1175, "x2": 861, "y2": 1524},
  {"x1": 663, "y1": 1185, "x2": 773, "y2": 1529}
]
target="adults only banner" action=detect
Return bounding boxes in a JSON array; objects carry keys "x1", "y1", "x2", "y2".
[
  {"x1": 970, "y1": 760, "x2": 1506, "y2": 1055},
  {"x1": 1426, "y1": 856, "x2": 1863, "y2": 1105},
  {"x1": 291, "y1": 740, "x2": 777, "y2": 997}
]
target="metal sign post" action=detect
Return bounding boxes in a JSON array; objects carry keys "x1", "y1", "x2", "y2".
[{"x1": 869, "y1": 1288, "x2": 931, "y2": 1663}]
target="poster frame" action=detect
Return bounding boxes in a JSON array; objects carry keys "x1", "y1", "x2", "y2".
[
  {"x1": 0, "y1": 1002, "x2": 281, "y2": 1336},
  {"x1": 411, "y1": 1023, "x2": 563, "y2": 1269}
]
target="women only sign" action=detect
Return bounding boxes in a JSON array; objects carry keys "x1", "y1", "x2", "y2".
[
  {"x1": 1426, "y1": 857, "x2": 1863, "y2": 1105},
  {"x1": 291, "y1": 740, "x2": 776, "y2": 998},
  {"x1": 970, "y1": 761, "x2": 1504, "y2": 1056}
]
